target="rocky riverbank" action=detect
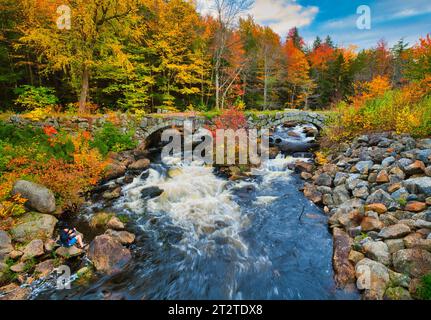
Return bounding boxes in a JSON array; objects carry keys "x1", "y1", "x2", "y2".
[
  {"x1": 297, "y1": 132, "x2": 431, "y2": 300},
  {"x1": 0, "y1": 145, "x2": 152, "y2": 300}
]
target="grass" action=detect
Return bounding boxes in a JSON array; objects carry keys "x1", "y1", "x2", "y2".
[{"x1": 418, "y1": 273, "x2": 431, "y2": 300}]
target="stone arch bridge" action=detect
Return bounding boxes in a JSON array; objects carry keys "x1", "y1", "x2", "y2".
[{"x1": 139, "y1": 110, "x2": 327, "y2": 140}]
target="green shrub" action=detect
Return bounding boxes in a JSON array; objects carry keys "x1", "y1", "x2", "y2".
[
  {"x1": 418, "y1": 273, "x2": 431, "y2": 300},
  {"x1": 14, "y1": 85, "x2": 59, "y2": 111},
  {"x1": 91, "y1": 122, "x2": 137, "y2": 156}
]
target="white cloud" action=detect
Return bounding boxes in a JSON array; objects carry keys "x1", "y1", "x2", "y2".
[{"x1": 197, "y1": 0, "x2": 319, "y2": 37}]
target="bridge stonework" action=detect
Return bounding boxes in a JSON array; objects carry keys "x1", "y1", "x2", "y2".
[{"x1": 140, "y1": 110, "x2": 326, "y2": 140}]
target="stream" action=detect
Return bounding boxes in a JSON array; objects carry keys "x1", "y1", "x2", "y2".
[{"x1": 32, "y1": 123, "x2": 359, "y2": 300}]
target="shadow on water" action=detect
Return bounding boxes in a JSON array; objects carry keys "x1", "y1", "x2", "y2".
[{"x1": 33, "y1": 123, "x2": 359, "y2": 300}]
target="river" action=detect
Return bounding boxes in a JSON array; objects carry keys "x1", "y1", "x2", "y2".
[{"x1": 32, "y1": 124, "x2": 359, "y2": 300}]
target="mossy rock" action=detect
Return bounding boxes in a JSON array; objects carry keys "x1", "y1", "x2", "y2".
[
  {"x1": 384, "y1": 287, "x2": 412, "y2": 300},
  {"x1": 89, "y1": 212, "x2": 115, "y2": 229},
  {"x1": 10, "y1": 212, "x2": 58, "y2": 243}
]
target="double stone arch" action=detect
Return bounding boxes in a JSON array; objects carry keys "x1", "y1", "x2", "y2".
[{"x1": 139, "y1": 111, "x2": 327, "y2": 141}]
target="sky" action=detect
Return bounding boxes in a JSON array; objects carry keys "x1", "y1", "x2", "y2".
[{"x1": 197, "y1": 0, "x2": 431, "y2": 49}]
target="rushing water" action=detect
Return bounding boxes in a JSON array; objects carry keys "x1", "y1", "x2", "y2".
[{"x1": 32, "y1": 124, "x2": 358, "y2": 300}]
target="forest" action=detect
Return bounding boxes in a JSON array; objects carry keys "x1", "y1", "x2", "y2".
[{"x1": 0, "y1": 0, "x2": 429, "y2": 116}]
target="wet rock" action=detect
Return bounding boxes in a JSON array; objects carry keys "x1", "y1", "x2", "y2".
[
  {"x1": 363, "y1": 241, "x2": 391, "y2": 265},
  {"x1": 105, "y1": 229, "x2": 135, "y2": 245},
  {"x1": 11, "y1": 180, "x2": 56, "y2": 214},
  {"x1": 88, "y1": 235, "x2": 132, "y2": 274},
  {"x1": 300, "y1": 172, "x2": 312, "y2": 180},
  {"x1": 392, "y1": 249, "x2": 431, "y2": 277},
  {"x1": 104, "y1": 163, "x2": 127, "y2": 181},
  {"x1": 102, "y1": 187, "x2": 121, "y2": 200},
  {"x1": 355, "y1": 258, "x2": 389, "y2": 300},
  {"x1": 294, "y1": 161, "x2": 314, "y2": 173},
  {"x1": 403, "y1": 177, "x2": 431, "y2": 196},
  {"x1": 128, "y1": 159, "x2": 150, "y2": 172},
  {"x1": 332, "y1": 228, "x2": 355, "y2": 287},
  {"x1": 378, "y1": 224, "x2": 411, "y2": 239},
  {"x1": 21, "y1": 239, "x2": 44, "y2": 261},
  {"x1": 10, "y1": 212, "x2": 58, "y2": 243},
  {"x1": 107, "y1": 217, "x2": 125, "y2": 230},
  {"x1": 0, "y1": 285, "x2": 30, "y2": 300},
  {"x1": 304, "y1": 184, "x2": 322, "y2": 204},
  {"x1": 34, "y1": 259, "x2": 55, "y2": 279},
  {"x1": 141, "y1": 186, "x2": 164, "y2": 200}
]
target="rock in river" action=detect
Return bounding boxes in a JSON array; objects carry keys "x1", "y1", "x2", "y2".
[
  {"x1": 332, "y1": 228, "x2": 355, "y2": 287},
  {"x1": 88, "y1": 235, "x2": 132, "y2": 274},
  {"x1": 141, "y1": 186, "x2": 164, "y2": 200}
]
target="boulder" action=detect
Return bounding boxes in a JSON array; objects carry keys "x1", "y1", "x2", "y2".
[
  {"x1": 404, "y1": 160, "x2": 426, "y2": 176},
  {"x1": 21, "y1": 239, "x2": 44, "y2": 261},
  {"x1": 366, "y1": 190, "x2": 399, "y2": 211},
  {"x1": 332, "y1": 228, "x2": 355, "y2": 287},
  {"x1": 378, "y1": 224, "x2": 411, "y2": 239},
  {"x1": 348, "y1": 250, "x2": 365, "y2": 264},
  {"x1": 355, "y1": 258, "x2": 390, "y2": 300},
  {"x1": 414, "y1": 219, "x2": 431, "y2": 229},
  {"x1": 141, "y1": 186, "x2": 164, "y2": 200},
  {"x1": 55, "y1": 246, "x2": 84, "y2": 259},
  {"x1": 104, "y1": 163, "x2": 126, "y2": 181},
  {"x1": 0, "y1": 285, "x2": 30, "y2": 300},
  {"x1": 385, "y1": 239, "x2": 405, "y2": 254},
  {"x1": 10, "y1": 212, "x2": 58, "y2": 243},
  {"x1": 34, "y1": 259, "x2": 55, "y2": 279},
  {"x1": 393, "y1": 249, "x2": 431, "y2": 277},
  {"x1": 384, "y1": 287, "x2": 412, "y2": 300},
  {"x1": 107, "y1": 217, "x2": 125, "y2": 230},
  {"x1": 11, "y1": 180, "x2": 56, "y2": 214},
  {"x1": 0, "y1": 231, "x2": 13, "y2": 257},
  {"x1": 365, "y1": 203, "x2": 387, "y2": 214},
  {"x1": 10, "y1": 262, "x2": 25, "y2": 273},
  {"x1": 105, "y1": 229, "x2": 135, "y2": 245},
  {"x1": 404, "y1": 201, "x2": 427, "y2": 213},
  {"x1": 88, "y1": 235, "x2": 132, "y2": 274},
  {"x1": 8, "y1": 250, "x2": 23, "y2": 260},
  {"x1": 315, "y1": 173, "x2": 332, "y2": 187},
  {"x1": 376, "y1": 170, "x2": 390, "y2": 184},
  {"x1": 354, "y1": 161, "x2": 374, "y2": 174},
  {"x1": 363, "y1": 241, "x2": 391, "y2": 265},
  {"x1": 403, "y1": 177, "x2": 431, "y2": 196},
  {"x1": 128, "y1": 159, "x2": 150, "y2": 172},
  {"x1": 361, "y1": 217, "x2": 383, "y2": 232}
]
